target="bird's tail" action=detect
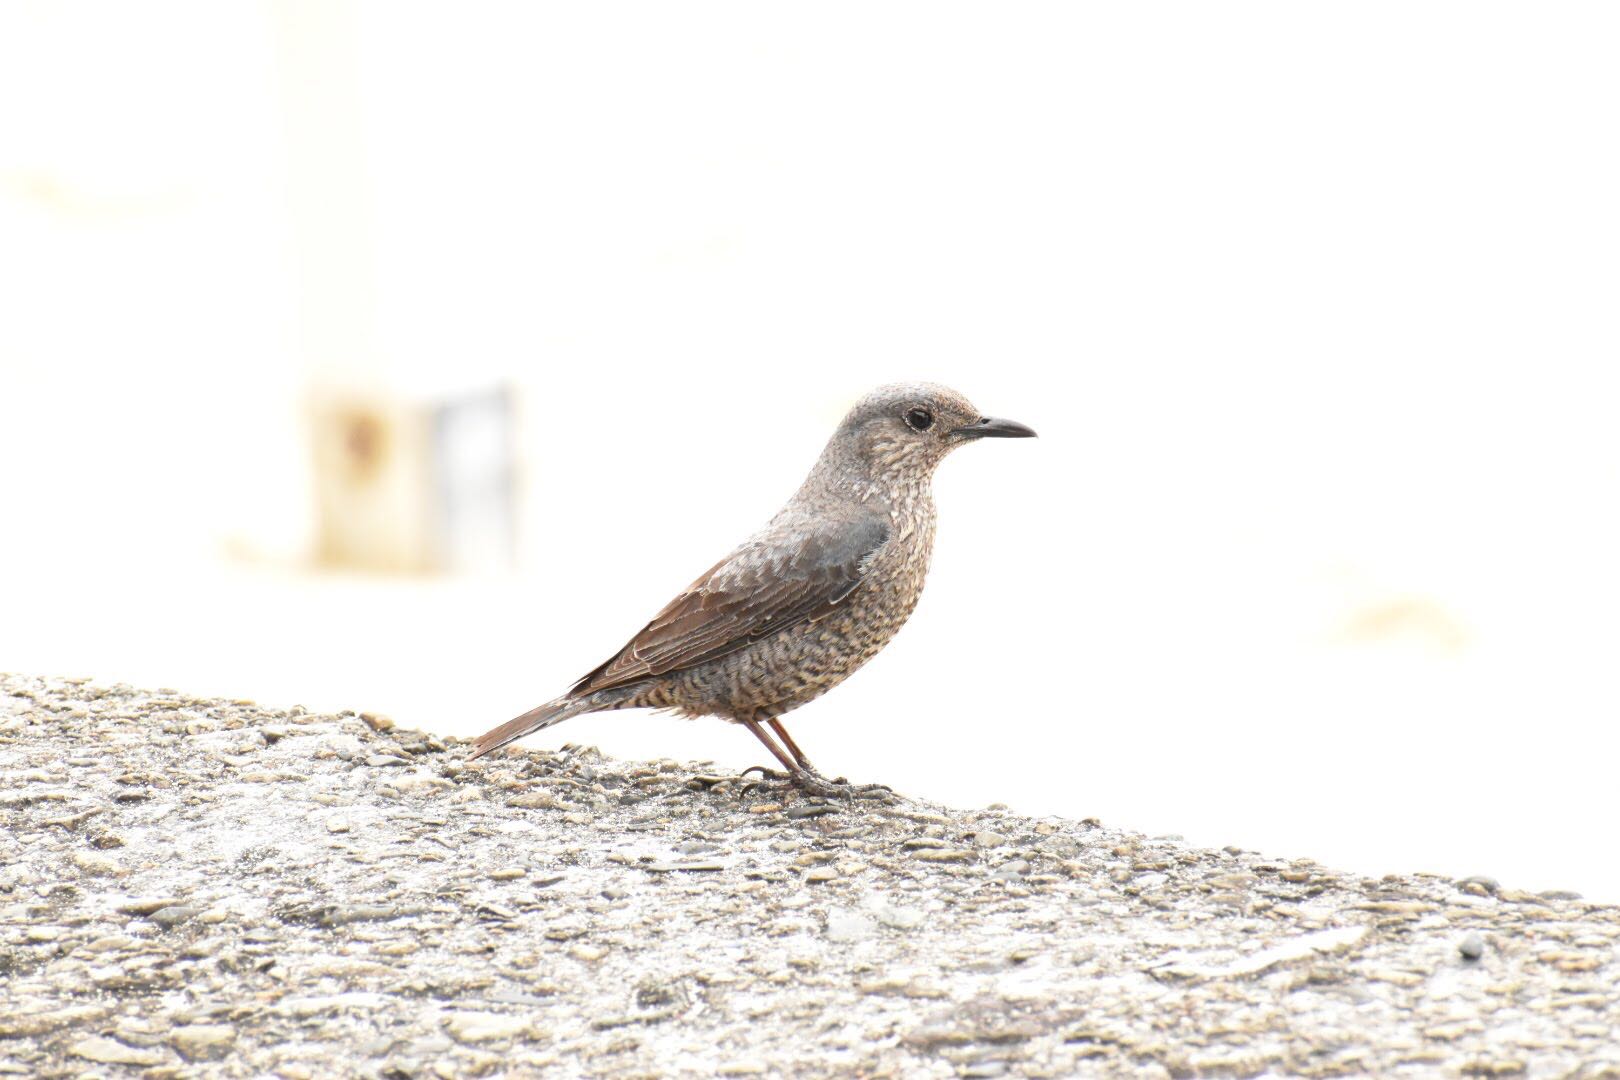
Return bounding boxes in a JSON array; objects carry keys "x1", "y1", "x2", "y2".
[{"x1": 467, "y1": 696, "x2": 594, "y2": 761}]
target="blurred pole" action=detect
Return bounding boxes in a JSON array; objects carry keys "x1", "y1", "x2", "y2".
[{"x1": 269, "y1": 0, "x2": 376, "y2": 385}]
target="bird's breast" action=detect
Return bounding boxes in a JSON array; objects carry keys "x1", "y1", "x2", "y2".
[{"x1": 854, "y1": 504, "x2": 936, "y2": 623}]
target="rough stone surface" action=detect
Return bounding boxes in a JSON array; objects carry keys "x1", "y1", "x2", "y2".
[{"x1": 2, "y1": 673, "x2": 1618, "y2": 1078}]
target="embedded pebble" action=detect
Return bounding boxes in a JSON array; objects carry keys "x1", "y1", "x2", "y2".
[
  {"x1": 912, "y1": 848, "x2": 975, "y2": 863},
  {"x1": 784, "y1": 803, "x2": 838, "y2": 820},
  {"x1": 826, "y1": 910, "x2": 878, "y2": 943},
  {"x1": 148, "y1": 903, "x2": 202, "y2": 928},
  {"x1": 116, "y1": 896, "x2": 186, "y2": 916},
  {"x1": 71, "y1": 850, "x2": 122, "y2": 875},
  {"x1": 360, "y1": 712, "x2": 395, "y2": 732},
  {"x1": 444, "y1": 1012, "x2": 531, "y2": 1044},
  {"x1": 172, "y1": 1024, "x2": 236, "y2": 1060},
  {"x1": 68, "y1": 1037, "x2": 164, "y2": 1067}
]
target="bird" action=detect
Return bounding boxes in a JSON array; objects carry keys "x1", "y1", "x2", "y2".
[{"x1": 469, "y1": 382, "x2": 1036, "y2": 797}]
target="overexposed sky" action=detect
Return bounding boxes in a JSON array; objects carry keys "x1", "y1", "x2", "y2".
[{"x1": 2, "y1": 2, "x2": 1618, "y2": 897}]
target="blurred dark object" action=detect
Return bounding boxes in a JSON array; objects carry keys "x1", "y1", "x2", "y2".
[{"x1": 310, "y1": 385, "x2": 516, "y2": 574}]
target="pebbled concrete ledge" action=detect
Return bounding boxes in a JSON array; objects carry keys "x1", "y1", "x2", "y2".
[{"x1": 2, "y1": 674, "x2": 1617, "y2": 1078}]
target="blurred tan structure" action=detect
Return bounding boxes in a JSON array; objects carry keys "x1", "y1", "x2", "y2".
[{"x1": 309, "y1": 388, "x2": 516, "y2": 574}]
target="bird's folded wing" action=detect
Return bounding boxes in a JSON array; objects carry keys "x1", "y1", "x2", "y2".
[{"x1": 570, "y1": 514, "x2": 890, "y2": 696}]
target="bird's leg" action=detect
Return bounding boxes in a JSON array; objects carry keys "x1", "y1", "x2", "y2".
[
  {"x1": 767, "y1": 719, "x2": 815, "y2": 773},
  {"x1": 755, "y1": 718, "x2": 894, "y2": 801},
  {"x1": 739, "y1": 719, "x2": 799, "y2": 783}
]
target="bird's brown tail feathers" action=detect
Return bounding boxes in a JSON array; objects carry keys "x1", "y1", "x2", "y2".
[{"x1": 467, "y1": 697, "x2": 592, "y2": 761}]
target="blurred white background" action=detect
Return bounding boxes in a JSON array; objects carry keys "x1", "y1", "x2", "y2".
[{"x1": 3, "y1": 2, "x2": 1617, "y2": 897}]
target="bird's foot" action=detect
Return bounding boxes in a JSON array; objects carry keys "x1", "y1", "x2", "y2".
[
  {"x1": 735, "y1": 765, "x2": 790, "y2": 796},
  {"x1": 790, "y1": 768, "x2": 895, "y2": 802},
  {"x1": 735, "y1": 764, "x2": 894, "y2": 802}
]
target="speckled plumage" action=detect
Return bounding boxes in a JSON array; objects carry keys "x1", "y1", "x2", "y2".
[{"x1": 471, "y1": 383, "x2": 1035, "y2": 789}]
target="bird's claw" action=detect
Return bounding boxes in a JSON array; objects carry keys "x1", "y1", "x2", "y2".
[
  {"x1": 732, "y1": 764, "x2": 896, "y2": 803},
  {"x1": 791, "y1": 770, "x2": 896, "y2": 803},
  {"x1": 730, "y1": 765, "x2": 783, "y2": 796},
  {"x1": 826, "y1": 775, "x2": 893, "y2": 800}
]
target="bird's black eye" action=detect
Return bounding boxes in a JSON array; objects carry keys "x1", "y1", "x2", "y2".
[{"x1": 905, "y1": 407, "x2": 934, "y2": 432}]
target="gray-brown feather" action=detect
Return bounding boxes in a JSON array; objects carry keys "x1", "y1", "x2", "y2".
[
  {"x1": 571, "y1": 511, "x2": 891, "y2": 696},
  {"x1": 610, "y1": 502, "x2": 933, "y2": 723}
]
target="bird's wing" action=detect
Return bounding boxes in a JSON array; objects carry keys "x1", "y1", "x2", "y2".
[{"x1": 570, "y1": 513, "x2": 890, "y2": 696}]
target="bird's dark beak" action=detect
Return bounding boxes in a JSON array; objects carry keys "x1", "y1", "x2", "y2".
[{"x1": 953, "y1": 416, "x2": 1038, "y2": 440}]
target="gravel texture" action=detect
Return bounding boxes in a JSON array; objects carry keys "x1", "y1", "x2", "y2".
[{"x1": 2, "y1": 673, "x2": 1618, "y2": 1079}]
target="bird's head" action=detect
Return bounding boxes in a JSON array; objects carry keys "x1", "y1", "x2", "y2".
[{"x1": 833, "y1": 382, "x2": 1037, "y2": 482}]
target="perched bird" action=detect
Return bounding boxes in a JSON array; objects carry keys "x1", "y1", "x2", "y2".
[{"x1": 470, "y1": 382, "x2": 1036, "y2": 796}]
